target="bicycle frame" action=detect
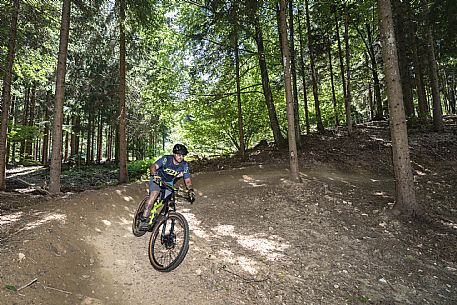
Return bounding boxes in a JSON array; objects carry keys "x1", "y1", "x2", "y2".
[{"x1": 147, "y1": 180, "x2": 177, "y2": 225}]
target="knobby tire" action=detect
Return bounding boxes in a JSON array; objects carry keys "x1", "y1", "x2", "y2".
[
  {"x1": 132, "y1": 197, "x2": 148, "y2": 237},
  {"x1": 148, "y1": 212, "x2": 189, "y2": 272}
]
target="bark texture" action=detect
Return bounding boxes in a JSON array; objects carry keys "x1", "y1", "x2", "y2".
[
  {"x1": 378, "y1": 0, "x2": 419, "y2": 216},
  {"x1": 49, "y1": 0, "x2": 71, "y2": 193}
]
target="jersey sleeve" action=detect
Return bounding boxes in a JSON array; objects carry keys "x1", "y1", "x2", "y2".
[
  {"x1": 182, "y1": 162, "x2": 191, "y2": 179},
  {"x1": 154, "y1": 155, "x2": 168, "y2": 169}
]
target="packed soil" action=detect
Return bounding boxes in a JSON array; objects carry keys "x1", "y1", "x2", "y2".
[{"x1": 1, "y1": 121, "x2": 457, "y2": 305}]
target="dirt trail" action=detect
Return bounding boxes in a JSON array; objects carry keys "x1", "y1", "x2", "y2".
[{"x1": 1, "y1": 165, "x2": 456, "y2": 305}]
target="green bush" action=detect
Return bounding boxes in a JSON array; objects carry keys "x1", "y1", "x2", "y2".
[{"x1": 128, "y1": 159, "x2": 154, "y2": 180}]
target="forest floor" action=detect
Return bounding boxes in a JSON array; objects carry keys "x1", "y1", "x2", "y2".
[{"x1": 1, "y1": 118, "x2": 457, "y2": 305}]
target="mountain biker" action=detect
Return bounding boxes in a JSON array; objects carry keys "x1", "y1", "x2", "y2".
[{"x1": 138, "y1": 143, "x2": 195, "y2": 231}]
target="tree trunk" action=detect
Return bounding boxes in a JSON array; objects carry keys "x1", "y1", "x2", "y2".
[
  {"x1": 49, "y1": 0, "x2": 71, "y2": 193},
  {"x1": 118, "y1": 0, "x2": 128, "y2": 183},
  {"x1": 20, "y1": 86, "x2": 30, "y2": 160},
  {"x1": 422, "y1": 0, "x2": 443, "y2": 131},
  {"x1": 392, "y1": 0, "x2": 415, "y2": 118},
  {"x1": 288, "y1": 0, "x2": 301, "y2": 146},
  {"x1": 97, "y1": 111, "x2": 103, "y2": 163},
  {"x1": 42, "y1": 94, "x2": 50, "y2": 165},
  {"x1": 234, "y1": 36, "x2": 245, "y2": 157},
  {"x1": 64, "y1": 115, "x2": 69, "y2": 162},
  {"x1": 0, "y1": 0, "x2": 20, "y2": 190},
  {"x1": 411, "y1": 22, "x2": 428, "y2": 119},
  {"x1": 25, "y1": 85, "x2": 36, "y2": 157},
  {"x1": 75, "y1": 115, "x2": 81, "y2": 163},
  {"x1": 253, "y1": 6, "x2": 285, "y2": 147},
  {"x1": 328, "y1": 40, "x2": 339, "y2": 126},
  {"x1": 278, "y1": 0, "x2": 300, "y2": 182},
  {"x1": 366, "y1": 23, "x2": 384, "y2": 120},
  {"x1": 7, "y1": 96, "x2": 16, "y2": 164},
  {"x1": 304, "y1": 0, "x2": 324, "y2": 133},
  {"x1": 297, "y1": 7, "x2": 310, "y2": 134},
  {"x1": 86, "y1": 112, "x2": 92, "y2": 164},
  {"x1": 70, "y1": 115, "x2": 76, "y2": 157},
  {"x1": 107, "y1": 125, "x2": 113, "y2": 161},
  {"x1": 336, "y1": 11, "x2": 348, "y2": 123},
  {"x1": 343, "y1": 3, "x2": 353, "y2": 133},
  {"x1": 364, "y1": 51, "x2": 375, "y2": 120},
  {"x1": 378, "y1": 0, "x2": 419, "y2": 216}
]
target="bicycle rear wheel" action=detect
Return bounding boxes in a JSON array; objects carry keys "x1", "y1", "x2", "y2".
[
  {"x1": 148, "y1": 212, "x2": 189, "y2": 272},
  {"x1": 132, "y1": 196, "x2": 148, "y2": 237}
]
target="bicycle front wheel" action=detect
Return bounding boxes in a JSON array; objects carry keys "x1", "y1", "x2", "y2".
[{"x1": 148, "y1": 212, "x2": 189, "y2": 272}]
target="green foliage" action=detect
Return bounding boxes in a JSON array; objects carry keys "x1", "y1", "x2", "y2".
[
  {"x1": 128, "y1": 159, "x2": 154, "y2": 180},
  {"x1": 4, "y1": 284, "x2": 17, "y2": 292},
  {"x1": 8, "y1": 123, "x2": 42, "y2": 143}
]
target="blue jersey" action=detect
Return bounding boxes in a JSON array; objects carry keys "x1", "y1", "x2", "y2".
[{"x1": 155, "y1": 155, "x2": 191, "y2": 183}]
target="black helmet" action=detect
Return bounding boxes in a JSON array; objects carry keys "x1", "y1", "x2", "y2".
[{"x1": 173, "y1": 144, "x2": 188, "y2": 155}]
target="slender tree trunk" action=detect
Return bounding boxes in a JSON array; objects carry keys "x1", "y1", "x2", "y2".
[
  {"x1": 97, "y1": 112, "x2": 103, "y2": 163},
  {"x1": 70, "y1": 115, "x2": 76, "y2": 157},
  {"x1": 20, "y1": 87, "x2": 30, "y2": 160},
  {"x1": 42, "y1": 93, "x2": 50, "y2": 165},
  {"x1": 107, "y1": 125, "x2": 113, "y2": 161},
  {"x1": 343, "y1": 3, "x2": 353, "y2": 133},
  {"x1": 64, "y1": 116, "x2": 69, "y2": 162},
  {"x1": 364, "y1": 51, "x2": 375, "y2": 119},
  {"x1": 75, "y1": 115, "x2": 80, "y2": 163},
  {"x1": 25, "y1": 85, "x2": 36, "y2": 157},
  {"x1": 378, "y1": 0, "x2": 419, "y2": 216},
  {"x1": 392, "y1": 0, "x2": 414, "y2": 118},
  {"x1": 49, "y1": 0, "x2": 71, "y2": 193},
  {"x1": 411, "y1": 24, "x2": 428, "y2": 119},
  {"x1": 304, "y1": 0, "x2": 324, "y2": 133},
  {"x1": 0, "y1": 0, "x2": 20, "y2": 190},
  {"x1": 297, "y1": 7, "x2": 310, "y2": 134},
  {"x1": 42, "y1": 123, "x2": 50, "y2": 166},
  {"x1": 86, "y1": 112, "x2": 92, "y2": 164},
  {"x1": 7, "y1": 96, "x2": 16, "y2": 163},
  {"x1": 422, "y1": 0, "x2": 443, "y2": 131},
  {"x1": 279, "y1": 0, "x2": 300, "y2": 182},
  {"x1": 288, "y1": 0, "x2": 301, "y2": 146},
  {"x1": 90, "y1": 115, "x2": 95, "y2": 162},
  {"x1": 234, "y1": 36, "x2": 245, "y2": 156},
  {"x1": 118, "y1": 0, "x2": 128, "y2": 182},
  {"x1": 253, "y1": 6, "x2": 285, "y2": 147},
  {"x1": 366, "y1": 23, "x2": 383, "y2": 120},
  {"x1": 328, "y1": 40, "x2": 339, "y2": 126},
  {"x1": 336, "y1": 11, "x2": 348, "y2": 123}
]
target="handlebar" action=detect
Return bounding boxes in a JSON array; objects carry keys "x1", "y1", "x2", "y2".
[{"x1": 151, "y1": 175, "x2": 195, "y2": 203}]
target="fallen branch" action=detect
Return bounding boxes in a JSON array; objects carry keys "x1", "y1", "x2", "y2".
[
  {"x1": 43, "y1": 285, "x2": 72, "y2": 295},
  {"x1": 17, "y1": 278, "x2": 37, "y2": 291}
]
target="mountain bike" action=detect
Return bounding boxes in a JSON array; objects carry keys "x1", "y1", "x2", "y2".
[{"x1": 132, "y1": 177, "x2": 193, "y2": 272}]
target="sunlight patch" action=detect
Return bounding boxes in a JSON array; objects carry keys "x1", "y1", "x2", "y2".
[
  {"x1": 25, "y1": 213, "x2": 66, "y2": 230},
  {"x1": 213, "y1": 225, "x2": 289, "y2": 261},
  {"x1": 123, "y1": 196, "x2": 134, "y2": 202},
  {"x1": 415, "y1": 170, "x2": 426, "y2": 176},
  {"x1": 118, "y1": 217, "x2": 129, "y2": 225},
  {"x1": 374, "y1": 191, "x2": 388, "y2": 196},
  {"x1": 237, "y1": 256, "x2": 258, "y2": 274},
  {"x1": 102, "y1": 220, "x2": 111, "y2": 226},
  {"x1": 218, "y1": 249, "x2": 258, "y2": 274},
  {"x1": 241, "y1": 175, "x2": 266, "y2": 187},
  {"x1": 6, "y1": 166, "x2": 43, "y2": 179},
  {"x1": 441, "y1": 220, "x2": 457, "y2": 230},
  {"x1": 0, "y1": 211, "x2": 23, "y2": 226},
  {"x1": 181, "y1": 212, "x2": 210, "y2": 239}
]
